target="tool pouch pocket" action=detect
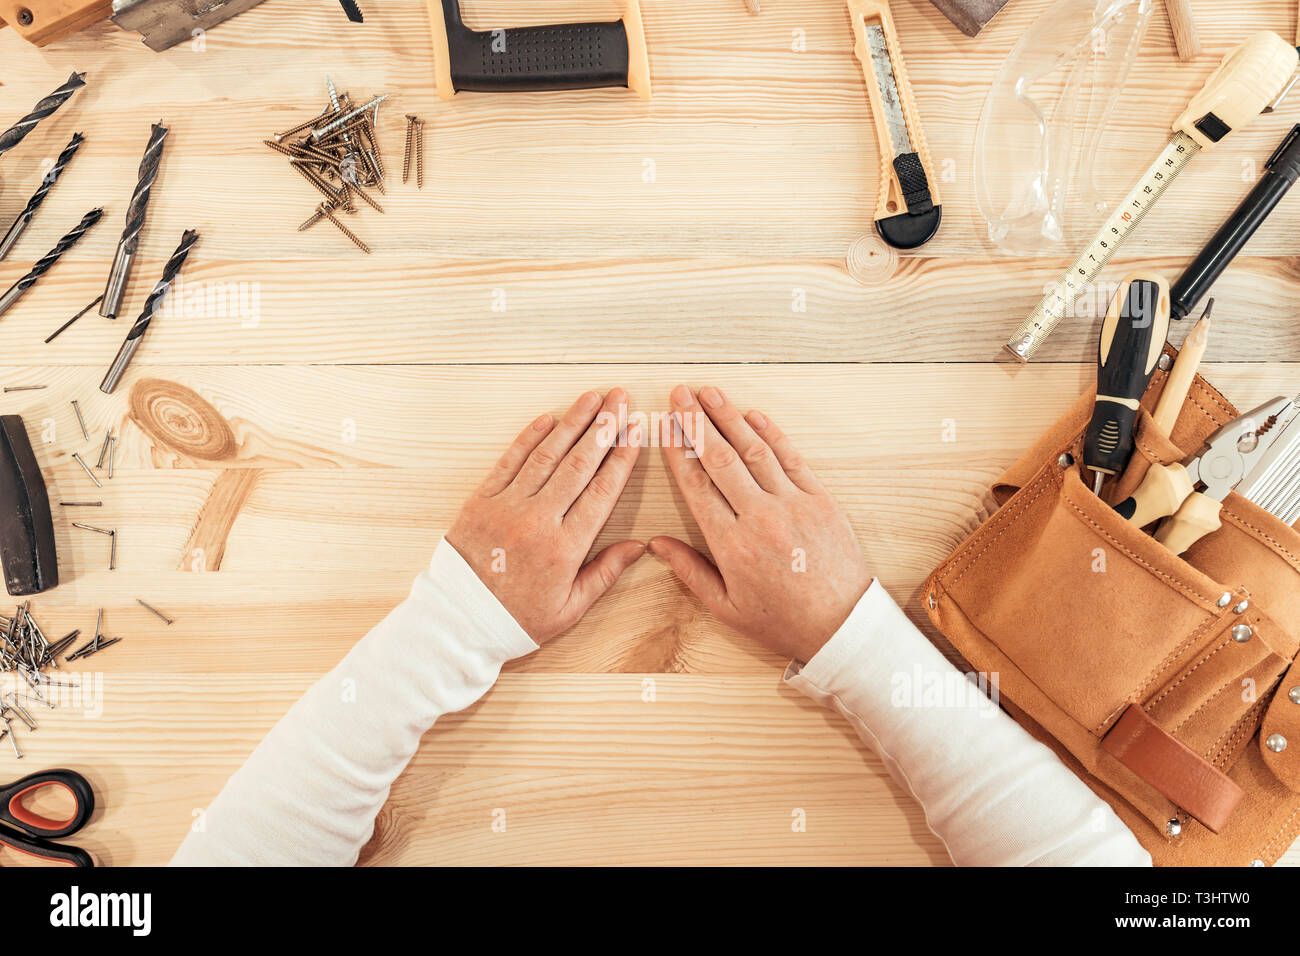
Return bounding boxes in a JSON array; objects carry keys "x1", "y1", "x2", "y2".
[{"x1": 923, "y1": 360, "x2": 1300, "y2": 865}]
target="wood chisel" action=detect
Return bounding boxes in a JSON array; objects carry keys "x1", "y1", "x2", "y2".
[
  {"x1": 1007, "y1": 31, "x2": 1300, "y2": 362},
  {"x1": 1084, "y1": 274, "x2": 1171, "y2": 497},
  {"x1": 847, "y1": 0, "x2": 942, "y2": 249}
]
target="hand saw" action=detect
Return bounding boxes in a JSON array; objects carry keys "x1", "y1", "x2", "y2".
[
  {"x1": 847, "y1": 0, "x2": 942, "y2": 249},
  {"x1": 0, "y1": 0, "x2": 359, "y2": 49}
]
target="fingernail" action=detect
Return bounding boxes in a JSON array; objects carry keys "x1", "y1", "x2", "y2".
[
  {"x1": 671, "y1": 384, "x2": 693, "y2": 407},
  {"x1": 533, "y1": 413, "x2": 553, "y2": 431},
  {"x1": 746, "y1": 410, "x2": 767, "y2": 430},
  {"x1": 647, "y1": 538, "x2": 668, "y2": 558},
  {"x1": 700, "y1": 386, "x2": 723, "y2": 409},
  {"x1": 580, "y1": 391, "x2": 602, "y2": 411}
]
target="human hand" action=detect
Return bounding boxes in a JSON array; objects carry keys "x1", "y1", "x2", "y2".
[
  {"x1": 649, "y1": 385, "x2": 871, "y2": 663},
  {"x1": 446, "y1": 389, "x2": 645, "y2": 644}
]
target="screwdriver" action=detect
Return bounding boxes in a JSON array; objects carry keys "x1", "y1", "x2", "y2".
[{"x1": 1084, "y1": 273, "x2": 1172, "y2": 497}]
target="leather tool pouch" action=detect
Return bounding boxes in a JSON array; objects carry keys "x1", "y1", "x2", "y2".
[{"x1": 922, "y1": 352, "x2": 1300, "y2": 866}]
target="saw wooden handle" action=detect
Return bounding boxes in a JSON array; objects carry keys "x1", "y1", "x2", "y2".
[{"x1": 0, "y1": 0, "x2": 110, "y2": 46}]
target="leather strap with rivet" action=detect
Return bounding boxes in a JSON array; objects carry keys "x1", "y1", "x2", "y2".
[
  {"x1": 1102, "y1": 704, "x2": 1244, "y2": 833},
  {"x1": 1261, "y1": 654, "x2": 1300, "y2": 790}
]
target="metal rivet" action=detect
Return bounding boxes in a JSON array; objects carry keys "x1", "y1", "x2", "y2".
[
  {"x1": 1234, "y1": 600, "x2": 1249, "y2": 614},
  {"x1": 1267, "y1": 734, "x2": 1288, "y2": 753},
  {"x1": 1232, "y1": 624, "x2": 1252, "y2": 643},
  {"x1": 1249, "y1": 859, "x2": 1266, "y2": 867},
  {"x1": 1158, "y1": 354, "x2": 1173, "y2": 371},
  {"x1": 1218, "y1": 592, "x2": 1232, "y2": 608},
  {"x1": 1289, "y1": 686, "x2": 1300, "y2": 705},
  {"x1": 1166, "y1": 817, "x2": 1181, "y2": 836},
  {"x1": 1057, "y1": 453, "x2": 1073, "y2": 468}
]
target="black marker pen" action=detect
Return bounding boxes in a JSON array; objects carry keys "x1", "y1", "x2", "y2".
[{"x1": 1171, "y1": 123, "x2": 1300, "y2": 320}]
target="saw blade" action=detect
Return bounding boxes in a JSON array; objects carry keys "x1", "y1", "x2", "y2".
[
  {"x1": 864, "y1": 24, "x2": 913, "y2": 159},
  {"x1": 339, "y1": 0, "x2": 363, "y2": 22}
]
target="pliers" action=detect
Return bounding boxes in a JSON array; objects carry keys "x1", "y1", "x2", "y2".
[{"x1": 1113, "y1": 396, "x2": 1295, "y2": 555}]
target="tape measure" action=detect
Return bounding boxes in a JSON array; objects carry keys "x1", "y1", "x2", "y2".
[
  {"x1": 1007, "y1": 133, "x2": 1200, "y2": 361},
  {"x1": 1006, "y1": 31, "x2": 1300, "y2": 362}
]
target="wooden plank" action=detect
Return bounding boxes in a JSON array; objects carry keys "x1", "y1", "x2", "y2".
[{"x1": 4, "y1": 0, "x2": 1300, "y2": 868}]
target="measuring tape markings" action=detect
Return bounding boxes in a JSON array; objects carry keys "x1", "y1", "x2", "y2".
[{"x1": 1008, "y1": 131, "x2": 1204, "y2": 361}]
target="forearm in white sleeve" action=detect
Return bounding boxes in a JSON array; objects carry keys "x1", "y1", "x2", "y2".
[
  {"x1": 170, "y1": 539, "x2": 537, "y2": 866},
  {"x1": 785, "y1": 581, "x2": 1152, "y2": 867}
]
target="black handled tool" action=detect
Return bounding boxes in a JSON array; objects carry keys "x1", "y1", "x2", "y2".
[
  {"x1": 1171, "y1": 124, "x2": 1300, "y2": 320},
  {"x1": 1084, "y1": 274, "x2": 1172, "y2": 497},
  {"x1": 0, "y1": 416, "x2": 57, "y2": 596},
  {"x1": 428, "y1": 0, "x2": 651, "y2": 100},
  {"x1": 0, "y1": 769, "x2": 95, "y2": 867}
]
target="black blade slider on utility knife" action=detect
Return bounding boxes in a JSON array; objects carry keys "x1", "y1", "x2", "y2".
[
  {"x1": 0, "y1": 416, "x2": 57, "y2": 596},
  {"x1": 339, "y1": 0, "x2": 363, "y2": 22},
  {"x1": 1084, "y1": 274, "x2": 1172, "y2": 496}
]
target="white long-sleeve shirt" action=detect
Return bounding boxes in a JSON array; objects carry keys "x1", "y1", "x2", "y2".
[{"x1": 170, "y1": 540, "x2": 1151, "y2": 866}]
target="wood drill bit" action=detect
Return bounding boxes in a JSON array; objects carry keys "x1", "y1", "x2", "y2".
[
  {"x1": 0, "y1": 73, "x2": 86, "y2": 160},
  {"x1": 0, "y1": 208, "x2": 104, "y2": 319},
  {"x1": 101, "y1": 230, "x2": 199, "y2": 395},
  {"x1": 101, "y1": 122, "x2": 169, "y2": 319},
  {"x1": 0, "y1": 133, "x2": 86, "y2": 261}
]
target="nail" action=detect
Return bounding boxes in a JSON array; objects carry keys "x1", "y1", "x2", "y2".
[
  {"x1": 579, "y1": 391, "x2": 601, "y2": 412},
  {"x1": 72, "y1": 452, "x2": 102, "y2": 488},
  {"x1": 671, "y1": 385, "x2": 692, "y2": 407},
  {"x1": 700, "y1": 386, "x2": 723, "y2": 409},
  {"x1": 532, "y1": 413, "x2": 552, "y2": 432},
  {"x1": 746, "y1": 410, "x2": 767, "y2": 430}
]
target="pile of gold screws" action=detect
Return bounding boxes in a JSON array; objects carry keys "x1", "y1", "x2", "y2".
[{"x1": 266, "y1": 78, "x2": 390, "y2": 254}]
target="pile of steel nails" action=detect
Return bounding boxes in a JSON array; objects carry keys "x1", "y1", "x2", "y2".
[
  {"x1": 266, "y1": 79, "x2": 392, "y2": 254},
  {"x1": 0, "y1": 604, "x2": 119, "y2": 757}
]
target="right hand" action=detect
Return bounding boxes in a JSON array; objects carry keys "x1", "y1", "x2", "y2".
[
  {"x1": 446, "y1": 389, "x2": 645, "y2": 645},
  {"x1": 649, "y1": 385, "x2": 871, "y2": 663}
]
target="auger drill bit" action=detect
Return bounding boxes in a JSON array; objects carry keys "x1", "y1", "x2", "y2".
[
  {"x1": 0, "y1": 133, "x2": 86, "y2": 261},
  {"x1": 101, "y1": 122, "x2": 169, "y2": 319},
  {"x1": 101, "y1": 230, "x2": 199, "y2": 395},
  {"x1": 0, "y1": 73, "x2": 86, "y2": 160},
  {"x1": 0, "y1": 208, "x2": 104, "y2": 319}
]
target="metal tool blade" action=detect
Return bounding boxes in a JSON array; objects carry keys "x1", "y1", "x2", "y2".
[
  {"x1": 111, "y1": 0, "x2": 268, "y2": 51},
  {"x1": 865, "y1": 24, "x2": 913, "y2": 159}
]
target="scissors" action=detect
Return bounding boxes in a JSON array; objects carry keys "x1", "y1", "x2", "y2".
[
  {"x1": 1114, "y1": 396, "x2": 1296, "y2": 555},
  {"x1": 0, "y1": 769, "x2": 95, "y2": 867}
]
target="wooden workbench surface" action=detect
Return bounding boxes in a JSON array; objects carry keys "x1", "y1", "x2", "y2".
[{"x1": 2, "y1": 0, "x2": 1299, "y2": 866}]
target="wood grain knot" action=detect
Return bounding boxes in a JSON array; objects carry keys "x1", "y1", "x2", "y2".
[
  {"x1": 129, "y1": 378, "x2": 237, "y2": 462},
  {"x1": 845, "y1": 234, "x2": 898, "y2": 287}
]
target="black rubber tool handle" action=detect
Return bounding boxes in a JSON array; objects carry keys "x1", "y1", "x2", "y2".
[
  {"x1": 0, "y1": 416, "x2": 57, "y2": 596},
  {"x1": 1084, "y1": 276, "x2": 1171, "y2": 485},
  {"x1": 0, "y1": 769, "x2": 94, "y2": 839},
  {"x1": 441, "y1": 0, "x2": 632, "y2": 93},
  {"x1": 0, "y1": 823, "x2": 93, "y2": 867}
]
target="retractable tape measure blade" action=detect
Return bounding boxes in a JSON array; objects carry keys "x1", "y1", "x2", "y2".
[
  {"x1": 1006, "y1": 30, "x2": 1300, "y2": 362},
  {"x1": 1008, "y1": 133, "x2": 1200, "y2": 361}
]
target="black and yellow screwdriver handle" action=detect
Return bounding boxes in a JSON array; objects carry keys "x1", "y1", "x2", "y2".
[
  {"x1": 1154, "y1": 491, "x2": 1224, "y2": 555},
  {"x1": 1114, "y1": 462, "x2": 1195, "y2": 528},
  {"x1": 1084, "y1": 274, "x2": 1172, "y2": 489}
]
